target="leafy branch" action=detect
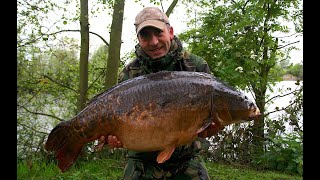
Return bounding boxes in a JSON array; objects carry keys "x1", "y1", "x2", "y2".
[
  {"x1": 17, "y1": 104, "x2": 65, "y2": 122},
  {"x1": 17, "y1": 121, "x2": 49, "y2": 135},
  {"x1": 18, "y1": 29, "x2": 109, "y2": 48}
]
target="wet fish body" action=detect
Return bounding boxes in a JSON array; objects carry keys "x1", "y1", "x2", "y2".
[{"x1": 44, "y1": 71, "x2": 260, "y2": 172}]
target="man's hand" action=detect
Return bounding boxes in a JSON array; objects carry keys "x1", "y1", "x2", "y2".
[
  {"x1": 198, "y1": 122, "x2": 224, "y2": 138},
  {"x1": 94, "y1": 135, "x2": 123, "y2": 151},
  {"x1": 107, "y1": 135, "x2": 123, "y2": 149}
]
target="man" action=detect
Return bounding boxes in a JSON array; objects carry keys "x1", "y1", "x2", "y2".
[{"x1": 106, "y1": 7, "x2": 222, "y2": 179}]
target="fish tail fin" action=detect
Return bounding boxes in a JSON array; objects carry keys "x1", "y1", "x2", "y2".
[{"x1": 44, "y1": 121, "x2": 84, "y2": 172}]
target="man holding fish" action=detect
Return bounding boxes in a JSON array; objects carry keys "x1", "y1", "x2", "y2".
[
  {"x1": 109, "y1": 7, "x2": 224, "y2": 180},
  {"x1": 44, "y1": 6, "x2": 260, "y2": 180}
]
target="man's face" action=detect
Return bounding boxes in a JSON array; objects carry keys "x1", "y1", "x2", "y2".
[{"x1": 137, "y1": 26, "x2": 174, "y2": 59}]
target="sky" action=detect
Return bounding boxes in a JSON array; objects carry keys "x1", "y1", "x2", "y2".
[{"x1": 63, "y1": 1, "x2": 303, "y2": 65}]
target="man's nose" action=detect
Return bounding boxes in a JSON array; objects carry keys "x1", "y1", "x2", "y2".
[{"x1": 149, "y1": 34, "x2": 159, "y2": 46}]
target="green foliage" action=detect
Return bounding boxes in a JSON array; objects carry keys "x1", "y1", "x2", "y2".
[
  {"x1": 205, "y1": 161, "x2": 302, "y2": 180},
  {"x1": 253, "y1": 132, "x2": 303, "y2": 175},
  {"x1": 269, "y1": 62, "x2": 303, "y2": 81},
  {"x1": 178, "y1": 0, "x2": 302, "y2": 87},
  {"x1": 17, "y1": 0, "x2": 303, "y2": 178},
  {"x1": 87, "y1": 45, "x2": 109, "y2": 98},
  {"x1": 269, "y1": 63, "x2": 287, "y2": 81},
  {"x1": 270, "y1": 63, "x2": 303, "y2": 81},
  {"x1": 206, "y1": 122, "x2": 255, "y2": 164},
  {"x1": 17, "y1": 38, "x2": 80, "y2": 160},
  {"x1": 17, "y1": 157, "x2": 124, "y2": 180},
  {"x1": 262, "y1": 81, "x2": 302, "y2": 175},
  {"x1": 265, "y1": 81, "x2": 303, "y2": 134},
  {"x1": 204, "y1": 80, "x2": 303, "y2": 175},
  {"x1": 286, "y1": 63, "x2": 303, "y2": 79},
  {"x1": 17, "y1": 155, "x2": 302, "y2": 180},
  {"x1": 17, "y1": 39, "x2": 110, "y2": 160},
  {"x1": 17, "y1": 0, "x2": 80, "y2": 48},
  {"x1": 178, "y1": 1, "x2": 303, "y2": 175}
]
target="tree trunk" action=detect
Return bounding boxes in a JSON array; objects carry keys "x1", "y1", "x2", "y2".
[
  {"x1": 104, "y1": 0, "x2": 125, "y2": 90},
  {"x1": 77, "y1": 0, "x2": 89, "y2": 113},
  {"x1": 165, "y1": 0, "x2": 178, "y2": 17},
  {"x1": 252, "y1": 87, "x2": 267, "y2": 157}
]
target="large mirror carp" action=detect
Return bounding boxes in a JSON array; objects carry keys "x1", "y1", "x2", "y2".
[{"x1": 44, "y1": 71, "x2": 260, "y2": 172}]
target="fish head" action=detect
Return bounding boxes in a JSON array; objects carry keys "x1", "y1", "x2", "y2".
[
  {"x1": 213, "y1": 85, "x2": 261, "y2": 126},
  {"x1": 227, "y1": 93, "x2": 260, "y2": 124}
]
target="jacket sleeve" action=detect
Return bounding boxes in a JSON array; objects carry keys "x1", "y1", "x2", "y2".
[
  {"x1": 118, "y1": 58, "x2": 144, "y2": 83},
  {"x1": 118, "y1": 67, "x2": 130, "y2": 83},
  {"x1": 188, "y1": 53, "x2": 211, "y2": 74}
]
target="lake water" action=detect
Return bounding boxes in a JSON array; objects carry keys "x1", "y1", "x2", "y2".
[{"x1": 244, "y1": 80, "x2": 303, "y2": 133}]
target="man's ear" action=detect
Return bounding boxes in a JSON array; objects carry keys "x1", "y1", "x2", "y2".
[{"x1": 170, "y1": 26, "x2": 174, "y2": 39}]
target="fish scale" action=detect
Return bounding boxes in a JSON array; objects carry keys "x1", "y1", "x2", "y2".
[{"x1": 44, "y1": 71, "x2": 260, "y2": 172}]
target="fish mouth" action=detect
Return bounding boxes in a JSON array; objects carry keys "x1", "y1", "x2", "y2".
[{"x1": 249, "y1": 106, "x2": 261, "y2": 120}]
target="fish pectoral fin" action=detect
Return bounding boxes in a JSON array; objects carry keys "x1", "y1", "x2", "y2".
[
  {"x1": 216, "y1": 102, "x2": 233, "y2": 125},
  {"x1": 156, "y1": 146, "x2": 176, "y2": 163},
  {"x1": 195, "y1": 120, "x2": 212, "y2": 135}
]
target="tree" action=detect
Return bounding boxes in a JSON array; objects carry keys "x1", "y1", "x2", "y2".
[
  {"x1": 104, "y1": 0, "x2": 125, "y2": 90},
  {"x1": 179, "y1": 0, "x2": 302, "y2": 159},
  {"x1": 17, "y1": 38, "x2": 81, "y2": 160},
  {"x1": 17, "y1": 0, "x2": 109, "y2": 159},
  {"x1": 165, "y1": 0, "x2": 178, "y2": 16},
  {"x1": 287, "y1": 63, "x2": 303, "y2": 79},
  {"x1": 78, "y1": 0, "x2": 90, "y2": 112}
]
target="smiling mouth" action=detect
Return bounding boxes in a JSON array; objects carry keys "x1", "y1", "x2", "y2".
[{"x1": 149, "y1": 47, "x2": 162, "y2": 52}]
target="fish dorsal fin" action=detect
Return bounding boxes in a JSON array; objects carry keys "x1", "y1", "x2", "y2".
[{"x1": 156, "y1": 146, "x2": 176, "y2": 163}]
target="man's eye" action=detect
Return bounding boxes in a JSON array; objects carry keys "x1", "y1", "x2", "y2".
[
  {"x1": 155, "y1": 31, "x2": 162, "y2": 36},
  {"x1": 139, "y1": 28, "x2": 163, "y2": 40},
  {"x1": 140, "y1": 32, "x2": 150, "y2": 40}
]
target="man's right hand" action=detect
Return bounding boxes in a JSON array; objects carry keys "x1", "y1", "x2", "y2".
[
  {"x1": 107, "y1": 135, "x2": 123, "y2": 149},
  {"x1": 95, "y1": 135, "x2": 123, "y2": 151}
]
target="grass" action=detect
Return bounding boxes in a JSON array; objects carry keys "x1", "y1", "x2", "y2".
[
  {"x1": 17, "y1": 158, "x2": 124, "y2": 180},
  {"x1": 205, "y1": 162, "x2": 302, "y2": 180},
  {"x1": 17, "y1": 158, "x2": 302, "y2": 180}
]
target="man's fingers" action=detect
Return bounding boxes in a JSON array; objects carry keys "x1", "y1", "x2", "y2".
[
  {"x1": 107, "y1": 135, "x2": 122, "y2": 149},
  {"x1": 94, "y1": 136, "x2": 106, "y2": 151}
]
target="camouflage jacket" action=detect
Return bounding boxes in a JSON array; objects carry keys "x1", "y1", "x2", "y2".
[
  {"x1": 118, "y1": 36, "x2": 211, "y2": 167},
  {"x1": 118, "y1": 36, "x2": 211, "y2": 82}
]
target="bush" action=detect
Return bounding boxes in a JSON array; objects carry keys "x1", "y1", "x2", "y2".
[{"x1": 253, "y1": 132, "x2": 303, "y2": 175}]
